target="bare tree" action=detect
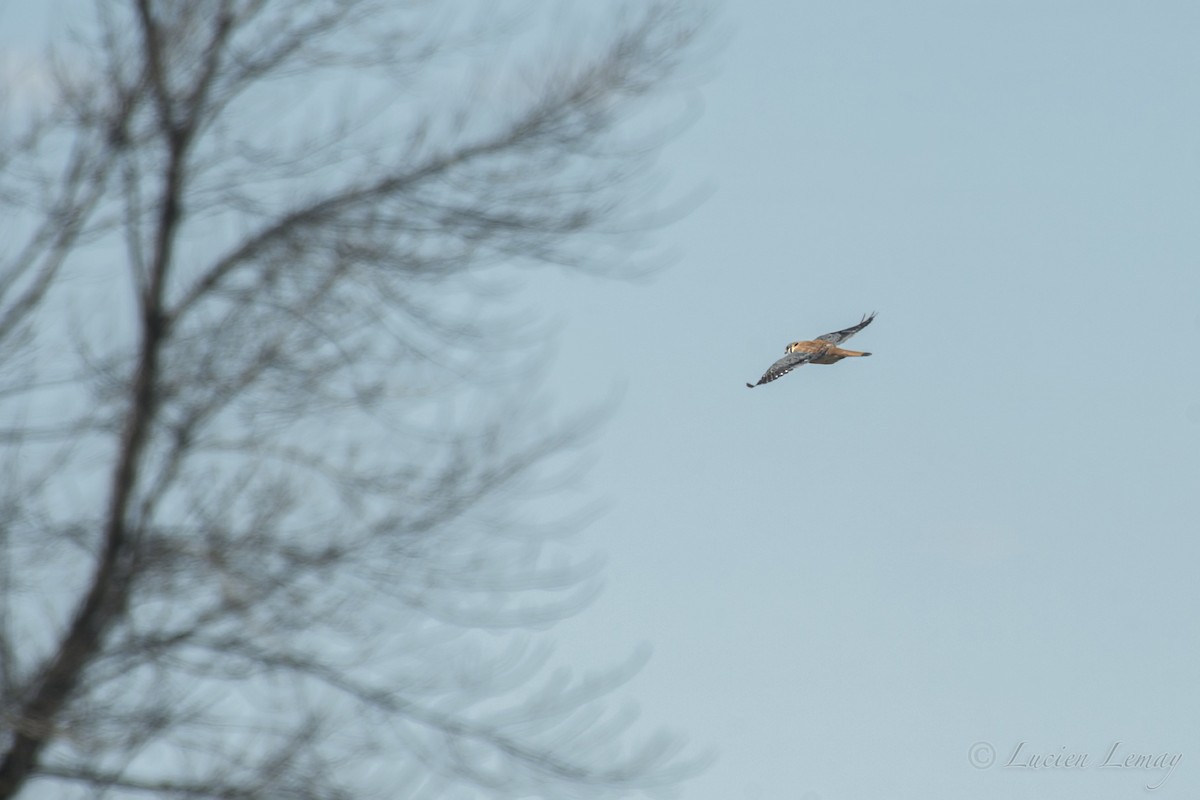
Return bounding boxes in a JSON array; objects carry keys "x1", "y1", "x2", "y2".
[{"x1": 0, "y1": 2, "x2": 708, "y2": 798}]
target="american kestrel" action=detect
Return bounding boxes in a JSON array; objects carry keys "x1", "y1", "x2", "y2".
[{"x1": 746, "y1": 312, "x2": 876, "y2": 388}]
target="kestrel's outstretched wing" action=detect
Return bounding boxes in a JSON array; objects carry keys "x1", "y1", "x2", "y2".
[
  {"x1": 816, "y1": 311, "x2": 876, "y2": 345},
  {"x1": 745, "y1": 349, "x2": 819, "y2": 388}
]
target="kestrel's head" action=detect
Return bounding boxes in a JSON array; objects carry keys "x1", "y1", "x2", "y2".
[{"x1": 784, "y1": 341, "x2": 804, "y2": 354}]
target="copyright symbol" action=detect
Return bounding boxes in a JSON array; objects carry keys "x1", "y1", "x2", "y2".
[{"x1": 968, "y1": 741, "x2": 995, "y2": 769}]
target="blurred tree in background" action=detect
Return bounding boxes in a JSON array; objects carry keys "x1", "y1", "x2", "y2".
[{"x1": 0, "y1": 1, "x2": 707, "y2": 797}]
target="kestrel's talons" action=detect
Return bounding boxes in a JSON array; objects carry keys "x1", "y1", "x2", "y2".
[{"x1": 746, "y1": 312, "x2": 876, "y2": 388}]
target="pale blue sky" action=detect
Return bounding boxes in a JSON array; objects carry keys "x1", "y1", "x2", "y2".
[
  {"x1": 4, "y1": 2, "x2": 1199, "y2": 799},
  {"x1": 538, "y1": 3, "x2": 1200, "y2": 798}
]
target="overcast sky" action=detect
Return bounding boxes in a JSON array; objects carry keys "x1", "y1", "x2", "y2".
[{"x1": 4, "y1": 2, "x2": 1200, "y2": 799}]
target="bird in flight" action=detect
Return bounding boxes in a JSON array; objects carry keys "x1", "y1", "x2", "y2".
[{"x1": 746, "y1": 312, "x2": 876, "y2": 388}]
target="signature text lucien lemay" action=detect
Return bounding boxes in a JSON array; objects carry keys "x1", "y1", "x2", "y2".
[{"x1": 1005, "y1": 741, "x2": 1181, "y2": 790}]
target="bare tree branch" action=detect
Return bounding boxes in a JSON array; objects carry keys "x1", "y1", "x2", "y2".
[{"x1": 0, "y1": 1, "x2": 711, "y2": 797}]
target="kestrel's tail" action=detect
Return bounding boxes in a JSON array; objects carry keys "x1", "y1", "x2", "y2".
[{"x1": 842, "y1": 349, "x2": 871, "y2": 357}]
